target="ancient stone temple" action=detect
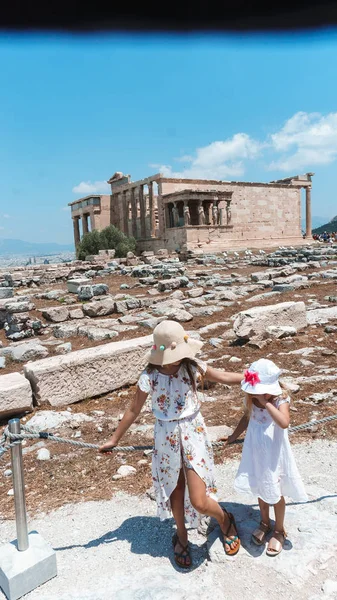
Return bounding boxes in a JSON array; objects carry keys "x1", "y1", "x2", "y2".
[{"x1": 69, "y1": 171, "x2": 313, "y2": 252}]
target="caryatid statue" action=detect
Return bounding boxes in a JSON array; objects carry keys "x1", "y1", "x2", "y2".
[
  {"x1": 212, "y1": 200, "x2": 218, "y2": 226},
  {"x1": 183, "y1": 201, "x2": 191, "y2": 225},
  {"x1": 226, "y1": 199, "x2": 232, "y2": 225},
  {"x1": 172, "y1": 202, "x2": 180, "y2": 227},
  {"x1": 198, "y1": 201, "x2": 206, "y2": 225}
]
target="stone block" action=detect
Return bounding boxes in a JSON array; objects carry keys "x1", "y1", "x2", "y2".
[
  {"x1": 41, "y1": 306, "x2": 69, "y2": 323},
  {"x1": 233, "y1": 301, "x2": 307, "y2": 341},
  {"x1": 1, "y1": 342, "x2": 49, "y2": 362},
  {"x1": 307, "y1": 306, "x2": 337, "y2": 325},
  {"x1": 67, "y1": 278, "x2": 90, "y2": 294},
  {"x1": 0, "y1": 372, "x2": 33, "y2": 418},
  {"x1": 24, "y1": 334, "x2": 152, "y2": 406},
  {"x1": 0, "y1": 531, "x2": 57, "y2": 600},
  {"x1": 0, "y1": 288, "x2": 14, "y2": 299},
  {"x1": 82, "y1": 298, "x2": 115, "y2": 317}
]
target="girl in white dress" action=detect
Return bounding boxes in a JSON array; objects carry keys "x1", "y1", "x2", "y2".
[
  {"x1": 100, "y1": 320, "x2": 243, "y2": 568},
  {"x1": 225, "y1": 358, "x2": 308, "y2": 556}
]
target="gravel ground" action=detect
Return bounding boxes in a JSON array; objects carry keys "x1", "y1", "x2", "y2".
[{"x1": 1, "y1": 439, "x2": 337, "y2": 600}]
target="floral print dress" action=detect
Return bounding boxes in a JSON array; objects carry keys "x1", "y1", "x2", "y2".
[{"x1": 138, "y1": 360, "x2": 217, "y2": 528}]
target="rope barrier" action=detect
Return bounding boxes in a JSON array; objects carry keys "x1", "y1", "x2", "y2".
[{"x1": 1, "y1": 413, "x2": 337, "y2": 458}]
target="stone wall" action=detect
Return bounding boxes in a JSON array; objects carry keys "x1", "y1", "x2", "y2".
[{"x1": 159, "y1": 179, "x2": 302, "y2": 250}]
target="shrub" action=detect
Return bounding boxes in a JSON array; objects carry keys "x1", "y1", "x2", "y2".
[{"x1": 76, "y1": 225, "x2": 136, "y2": 260}]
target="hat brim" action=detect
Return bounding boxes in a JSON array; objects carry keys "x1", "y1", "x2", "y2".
[
  {"x1": 241, "y1": 380, "x2": 282, "y2": 396},
  {"x1": 146, "y1": 338, "x2": 203, "y2": 366}
]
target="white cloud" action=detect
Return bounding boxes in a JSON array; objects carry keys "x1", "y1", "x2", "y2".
[
  {"x1": 2, "y1": 214, "x2": 10, "y2": 219},
  {"x1": 269, "y1": 111, "x2": 337, "y2": 171},
  {"x1": 0, "y1": 226, "x2": 4, "y2": 231},
  {"x1": 152, "y1": 133, "x2": 263, "y2": 180},
  {"x1": 62, "y1": 206, "x2": 71, "y2": 212},
  {"x1": 151, "y1": 112, "x2": 337, "y2": 179},
  {"x1": 72, "y1": 181, "x2": 110, "y2": 194}
]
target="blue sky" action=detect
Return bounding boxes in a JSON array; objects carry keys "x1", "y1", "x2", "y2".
[{"x1": 1, "y1": 31, "x2": 337, "y2": 244}]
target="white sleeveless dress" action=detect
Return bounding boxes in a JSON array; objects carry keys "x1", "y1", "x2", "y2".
[{"x1": 234, "y1": 396, "x2": 308, "y2": 504}]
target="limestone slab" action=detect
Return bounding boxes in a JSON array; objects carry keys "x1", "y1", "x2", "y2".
[
  {"x1": 0, "y1": 372, "x2": 33, "y2": 418},
  {"x1": 66, "y1": 278, "x2": 90, "y2": 294},
  {"x1": 0, "y1": 288, "x2": 14, "y2": 299},
  {"x1": 0, "y1": 531, "x2": 57, "y2": 600},
  {"x1": 233, "y1": 301, "x2": 307, "y2": 341},
  {"x1": 24, "y1": 334, "x2": 152, "y2": 406}
]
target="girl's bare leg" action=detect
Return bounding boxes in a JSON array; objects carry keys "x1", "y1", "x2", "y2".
[
  {"x1": 258, "y1": 497, "x2": 270, "y2": 525},
  {"x1": 185, "y1": 469, "x2": 239, "y2": 552},
  {"x1": 170, "y1": 469, "x2": 191, "y2": 566},
  {"x1": 273, "y1": 496, "x2": 286, "y2": 532}
]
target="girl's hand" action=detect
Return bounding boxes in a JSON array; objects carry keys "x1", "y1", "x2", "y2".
[
  {"x1": 220, "y1": 435, "x2": 236, "y2": 445},
  {"x1": 99, "y1": 439, "x2": 118, "y2": 454}
]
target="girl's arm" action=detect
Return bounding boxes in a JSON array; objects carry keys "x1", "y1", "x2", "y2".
[
  {"x1": 260, "y1": 398, "x2": 290, "y2": 429},
  {"x1": 205, "y1": 365, "x2": 244, "y2": 385},
  {"x1": 99, "y1": 386, "x2": 148, "y2": 452},
  {"x1": 223, "y1": 414, "x2": 249, "y2": 443}
]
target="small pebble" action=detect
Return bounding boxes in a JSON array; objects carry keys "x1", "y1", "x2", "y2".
[
  {"x1": 4, "y1": 469, "x2": 12, "y2": 477},
  {"x1": 7, "y1": 489, "x2": 14, "y2": 496}
]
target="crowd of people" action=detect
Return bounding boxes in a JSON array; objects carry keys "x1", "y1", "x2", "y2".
[{"x1": 309, "y1": 231, "x2": 337, "y2": 242}]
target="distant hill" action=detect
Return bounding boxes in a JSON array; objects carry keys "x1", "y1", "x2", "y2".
[
  {"x1": 0, "y1": 238, "x2": 74, "y2": 256},
  {"x1": 313, "y1": 216, "x2": 337, "y2": 235},
  {"x1": 301, "y1": 216, "x2": 330, "y2": 231}
]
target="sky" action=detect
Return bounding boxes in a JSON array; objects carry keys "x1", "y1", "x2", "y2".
[{"x1": 1, "y1": 31, "x2": 337, "y2": 244}]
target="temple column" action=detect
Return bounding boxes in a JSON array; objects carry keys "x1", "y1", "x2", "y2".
[
  {"x1": 122, "y1": 190, "x2": 129, "y2": 235},
  {"x1": 139, "y1": 184, "x2": 147, "y2": 238},
  {"x1": 82, "y1": 214, "x2": 89, "y2": 235},
  {"x1": 306, "y1": 186, "x2": 312, "y2": 237},
  {"x1": 118, "y1": 193, "x2": 124, "y2": 231},
  {"x1": 157, "y1": 181, "x2": 165, "y2": 234},
  {"x1": 148, "y1": 181, "x2": 156, "y2": 237},
  {"x1": 131, "y1": 187, "x2": 138, "y2": 238},
  {"x1": 72, "y1": 217, "x2": 80, "y2": 247}
]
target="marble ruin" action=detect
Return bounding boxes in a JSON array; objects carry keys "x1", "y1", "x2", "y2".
[{"x1": 69, "y1": 171, "x2": 314, "y2": 253}]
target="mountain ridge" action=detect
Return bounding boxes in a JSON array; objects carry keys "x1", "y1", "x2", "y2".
[{"x1": 0, "y1": 238, "x2": 74, "y2": 256}]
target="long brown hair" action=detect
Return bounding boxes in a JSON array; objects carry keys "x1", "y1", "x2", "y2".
[
  {"x1": 244, "y1": 382, "x2": 290, "y2": 418},
  {"x1": 146, "y1": 358, "x2": 204, "y2": 393}
]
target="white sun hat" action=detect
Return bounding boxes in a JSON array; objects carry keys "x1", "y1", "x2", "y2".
[
  {"x1": 147, "y1": 320, "x2": 203, "y2": 366},
  {"x1": 241, "y1": 358, "x2": 283, "y2": 396}
]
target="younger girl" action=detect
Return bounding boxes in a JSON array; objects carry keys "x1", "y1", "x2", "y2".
[
  {"x1": 225, "y1": 358, "x2": 308, "y2": 556},
  {"x1": 99, "y1": 320, "x2": 243, "y2": 568}
]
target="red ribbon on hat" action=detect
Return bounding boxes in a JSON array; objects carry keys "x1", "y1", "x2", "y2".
[{"x1": 244, "y1": 370, "x2": 260, "y2": 386}]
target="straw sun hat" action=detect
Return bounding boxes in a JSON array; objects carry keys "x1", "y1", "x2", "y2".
[
  {"x1": 147, "y1": 320, "x2": 203, "y2": 366},
  {"x1": 241, "y1": 358, "x2": 283, "y2": 396}
]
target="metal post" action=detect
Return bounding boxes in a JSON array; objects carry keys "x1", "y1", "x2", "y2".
[{"x1": 9, "y1": 418, "x2": 29, "y2": 551}]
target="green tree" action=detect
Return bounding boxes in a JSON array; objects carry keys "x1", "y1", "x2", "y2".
[
  {"x1": 76, "y1": 225, "x2": 136, "y2": 260},
  {"x1": 76, "y1": 230, "x2": 101, "y2": 260}
]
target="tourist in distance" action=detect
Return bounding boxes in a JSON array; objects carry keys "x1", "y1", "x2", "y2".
[
  {"x1": 99, "y1": 320, "x2": 243, "y2": 568},
  {"x1": 222, "y1": 358, "x2": 308, "y2": 556}
]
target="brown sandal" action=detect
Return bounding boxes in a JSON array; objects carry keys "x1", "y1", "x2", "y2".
[
  {"x1": 266, "y1": 529, "x2": 287, "y2": 556},
  {"x1": 172, "y1": 533, "x2": 192, "y2": 569},
  {"x1": 251, "y1": 521, "x2": 272, "y2": 546},
  {"x1": 222, "y1": 508, "x2": 241, "y2": 556}
]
